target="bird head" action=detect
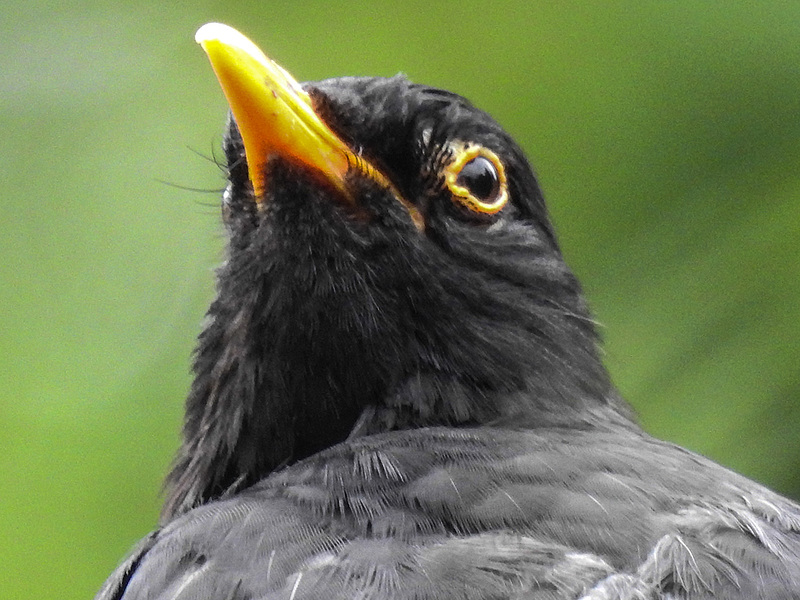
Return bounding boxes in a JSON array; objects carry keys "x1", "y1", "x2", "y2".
[{"x1": 163, "y1": 24, "x2": 630, "y2": 520}]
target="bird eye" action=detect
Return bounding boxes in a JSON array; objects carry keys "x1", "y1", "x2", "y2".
[
  {"x1": 444, "y1": 144, "x2": 508, "y2": 215},
  {"x1": 457, "y1": 157, "x2": 499, "y2": 202}
]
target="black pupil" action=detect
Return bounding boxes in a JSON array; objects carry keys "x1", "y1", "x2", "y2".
[{"x1": 455, "y1": 156, "x2": 499, "y2": 202}]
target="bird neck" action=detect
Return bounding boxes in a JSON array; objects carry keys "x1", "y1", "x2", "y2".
[
  {"x1": 161, "y1": 234, "x2": 634, "y2": 521},
  {"x1": 162, "y1": 298, "x2": 630, "y2": 523}
]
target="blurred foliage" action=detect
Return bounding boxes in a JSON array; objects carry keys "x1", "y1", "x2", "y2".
[{"x1": 1, "y1": 2, "x2": 799, "y2": 598}]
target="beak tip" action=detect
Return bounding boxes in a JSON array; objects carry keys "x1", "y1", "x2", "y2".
[
  {"x1": 195, "y1": 22, "x2": 226, "y2": 45},
  {"x1": 195, "y1": 23, "x2": 268, "y2": 67}
]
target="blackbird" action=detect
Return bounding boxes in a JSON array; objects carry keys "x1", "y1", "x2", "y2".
[{"x1": 96, "y1": 23, "x2": 800, "y2": 599}]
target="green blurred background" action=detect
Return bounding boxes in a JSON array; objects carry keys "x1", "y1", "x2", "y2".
[{"x1": 3, "y1": 2, "x2": 799, "y2": 598}]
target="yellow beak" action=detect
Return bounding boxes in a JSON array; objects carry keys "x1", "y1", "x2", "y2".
[{"x1": 195, "y1": 23, "x2": 393, "y2": 207}]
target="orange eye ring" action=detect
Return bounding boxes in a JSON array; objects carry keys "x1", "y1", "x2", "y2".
[{"x1": 444, "y1": 144, "x2": 508, "y2": 215}]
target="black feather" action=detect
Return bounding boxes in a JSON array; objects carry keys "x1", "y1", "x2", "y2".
[{"x1": 99, "y1": 75, "x2": 800, "y2": 600}]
